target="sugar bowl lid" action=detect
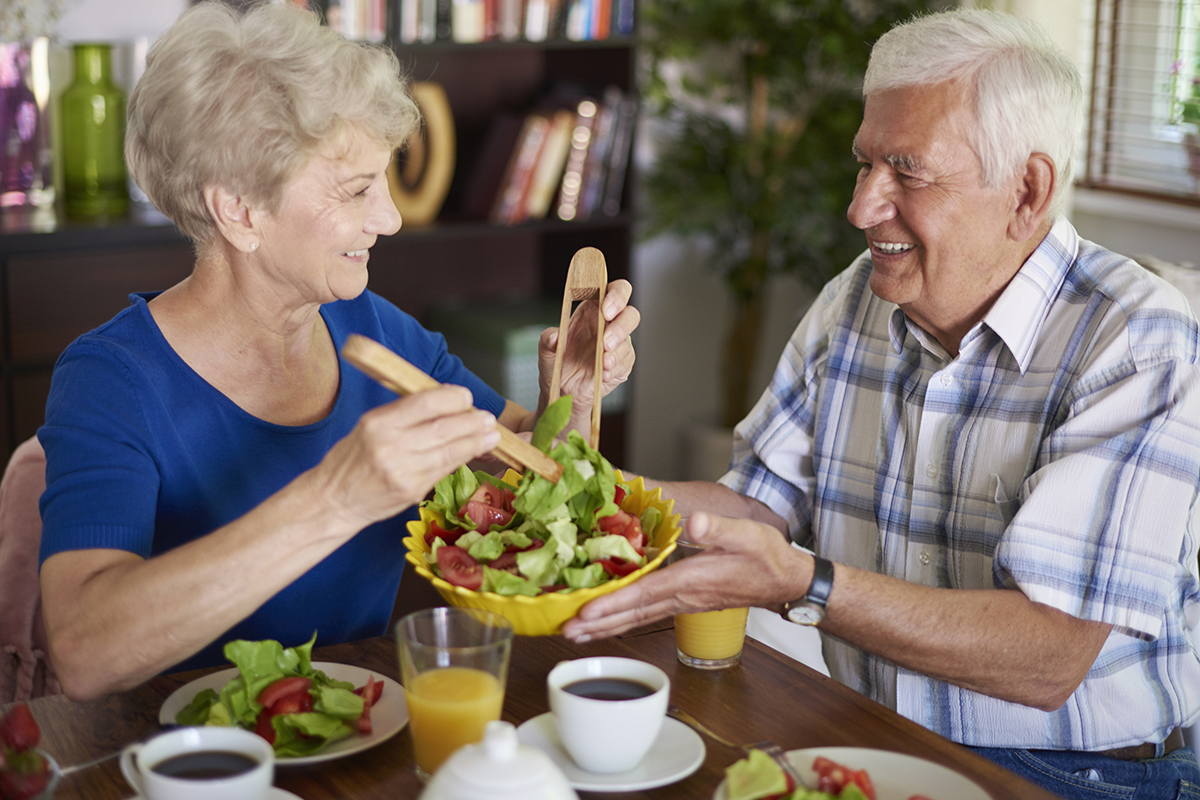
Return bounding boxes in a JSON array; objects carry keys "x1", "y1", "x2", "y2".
[{"x1": 418, "y1": 720, "x2": 579, "y2": 800}]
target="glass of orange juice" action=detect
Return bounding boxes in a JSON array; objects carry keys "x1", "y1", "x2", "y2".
[
  {"x1": 669, "y1": 538, "x2": 749, "y2": 669},
  {"x1": 396, "y1": 607, "x2": 513, "y2": 780}
]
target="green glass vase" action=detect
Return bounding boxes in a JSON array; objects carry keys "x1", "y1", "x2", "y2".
[{"x1": 60, "y1": 43, "x2": 129, "y2": 219}]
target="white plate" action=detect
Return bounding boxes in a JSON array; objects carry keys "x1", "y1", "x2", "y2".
[
  {"x1": 516, "y1": 712, "x2": 705, "y2": 792},
  {"x1": 159, "y1": 662, "x2": 407, "y2": 766},
  {"x1": 713, "y1": 746, "x2": 989, "y2": 800},
  {"x1": 128, "y1": 790, "x2": 302, "y2": 800}
]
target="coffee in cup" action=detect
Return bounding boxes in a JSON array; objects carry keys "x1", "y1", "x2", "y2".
[
  {"x1": 119, "y1": 726, "x2": 274, "y2": 800},
  {"x1": 547, "y1": 657, "x2": 668, "y2": 774}
]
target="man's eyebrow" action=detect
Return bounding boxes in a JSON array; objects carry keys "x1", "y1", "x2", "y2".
[{"x1": 852, "y1": 142, "x2": 923, "y2": 175}]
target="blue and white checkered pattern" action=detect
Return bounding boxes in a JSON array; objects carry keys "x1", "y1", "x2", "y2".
[{"x1": 721, "y1": 219, "x2": 1200, "y2": 750}]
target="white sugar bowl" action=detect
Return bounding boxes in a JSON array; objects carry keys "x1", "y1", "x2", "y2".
[{"x1": 418, "y1": 720, "x2": 579, "y2": 800}]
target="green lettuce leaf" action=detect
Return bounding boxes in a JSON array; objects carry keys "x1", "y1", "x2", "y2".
[
  {"x1": 482, "y1": 566, "x2": 542, "y2": 596},
  {"x1": 563, "y1": 562, "x2": 609, "y2": 589},
  {"x1": 583, "y1": 534, "x2": 645, "y2": 565},
  {"x1": 271, "y1": 713, "x2": 356, "y2": 758},
  {"x1": 532, "y1": 395, "x2": 572, "y2": 452}
]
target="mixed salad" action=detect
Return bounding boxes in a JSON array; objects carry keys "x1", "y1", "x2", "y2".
[
  {"x1": 174, "y1": 634, "x2": 383, "y2": 757},
  {"x1": 725, "y1": 750, "x2": 934, "y2": 800},
  {"x1": 421, "y1": 396, "x2": 663, "y2": 596}
]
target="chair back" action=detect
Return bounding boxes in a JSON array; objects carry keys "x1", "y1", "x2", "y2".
[{"x1": 0, "y1": 436, "x2": 59, "y2": 702}]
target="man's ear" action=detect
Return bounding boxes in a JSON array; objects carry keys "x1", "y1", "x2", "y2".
[
  {"x1": 203, "y1": 184, "x2": 260, "y2": 254},
  {"x1": 1008, "y1": 152, "x2": 1056, "y2": 243}
]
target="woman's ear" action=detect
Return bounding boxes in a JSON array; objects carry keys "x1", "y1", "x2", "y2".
[
  {"x1": 1008, "y1": 153, "x2": 1056, "y2": 243},
  {"x1": 203, "y1": 184, "x2": 260, "y2": 254}
]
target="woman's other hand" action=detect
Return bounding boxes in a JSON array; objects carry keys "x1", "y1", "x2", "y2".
[
  {"x1": 537, "y1": 278, "x2": 639, "y2": 418},
  {"x1": 316, "y1": 385, "x2": 501, "y2": 525}
]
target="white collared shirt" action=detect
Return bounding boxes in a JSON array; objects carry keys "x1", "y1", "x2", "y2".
[{"x1": 721, "y1": 219, "x2": 1200, "y2": 749}]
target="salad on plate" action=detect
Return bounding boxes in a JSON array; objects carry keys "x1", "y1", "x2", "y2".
[
  {"x1": 173, "y1": 634, "x2": 383, "y2": 757},
  {"x1": 725, "y1": 750, "x2": 933, "y2": 800}
]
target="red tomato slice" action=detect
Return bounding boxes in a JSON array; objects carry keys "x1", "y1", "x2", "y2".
[
  {"x1": 598, "y1": 557, "x2": 641, "y2": 577},
  {"x1": 354, "y1": 676, "x2": 384, "y2": 707},
  {"x1": 851, "y1": 768, "x2": 876, "y2": 800},
  {"x1": 597, "y1": 509, "x2": 646, "y2": 554},
  {"x1": 424, "y1": 520, "x2": 465, "y2": 547},
  {"x1": 257, "y1": 676, "x2": 312, "y2": 708},
  {"x1": 459, "y1": 500, "x2": 514, "y2": 532},
  {"x1": 436, "y1": 545, "x2": 483, "y2": 590},
  {"x1": 255, "y1": 708, "x2": 276, "y2": 744},
  {"x1": 614, "y1": 485, "x2": 627, "y2": 506},
  {"x1": 488, "y1": 552, "x2": 519, "y2": 573}
]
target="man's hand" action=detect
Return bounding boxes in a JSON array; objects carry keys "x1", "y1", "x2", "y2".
[{"x1": 562, "y1": 512, "x2": 809, "y2": 642}]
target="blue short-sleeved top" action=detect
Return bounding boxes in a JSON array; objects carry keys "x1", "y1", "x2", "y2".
[{"x1": 38, "y1": 290, "x2": 505, "y2": 673}]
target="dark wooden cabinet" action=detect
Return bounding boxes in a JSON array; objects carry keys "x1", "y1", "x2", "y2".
[{"x1": 0, "y1": 38, "x2": 636, "y2": 463}]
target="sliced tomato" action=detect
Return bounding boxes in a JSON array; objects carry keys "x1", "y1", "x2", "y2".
[
  {"x1": 459, "y1": 501, "x2": 514, "y2": 531},
  {"x1": 424, "y1": 520, "x2": 465, "y2": 547},
  {"x1": 597, "y1": 509, "x2": 645, "y2": 554},
  {"x1": 355, "y1": 675, "x2": 378, "y2": 735},
  {"x1": 257, "y1": 676, "x2": 312, "y2": 708},
  {"x1": 255, "y1": 708, "x2": 276, "y2": 745},
  {"x1": 488, "y1": 551, "x2": 519, "y2": 573},
  {"x1": 436, "y1": 545, "x2": 483, "y2": 590},
  {"x1": 354, "y1": 675, "x2": 384, "y2": 707},
  {"x1": 851, "y1": 768, "x2": 876, "y2": 799},
  {"x1": 598, "y1": 557, "x2": 641, "y2": 577},
  {"x1": 614, "y1": 484, "x2": 627, "y2": 506}
]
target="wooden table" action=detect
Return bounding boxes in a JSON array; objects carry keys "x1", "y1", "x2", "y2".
[{"x1": 14, "y1": 624, "x2": 1060, "y2": 800}]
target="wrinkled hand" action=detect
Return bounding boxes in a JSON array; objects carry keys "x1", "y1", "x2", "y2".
[
  {"x1": 538, "y1": 279, "x2": 639, "y2": 419},
  {"x1": 315, "y1": 385, "x2": 501, "y2": 526},
  {"x1": 561, "y1": 512, "x2": 808, "y2": 642}
]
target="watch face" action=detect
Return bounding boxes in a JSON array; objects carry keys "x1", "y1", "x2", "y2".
[{"x1": 787, "y1": 603, "x2": 824, "y2": 626}]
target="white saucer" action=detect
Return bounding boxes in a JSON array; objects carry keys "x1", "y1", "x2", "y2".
[
  {"x1": 516, "y1": 712, "x2": 705, "y2": 792},
  {"x1": 127, "y1": 789, "x2": 302, "y2": 800}
]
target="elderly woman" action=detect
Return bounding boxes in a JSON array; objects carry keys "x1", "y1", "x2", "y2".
[{"x1": 37, "y1": 0, "x2": 638, "y2": 702}]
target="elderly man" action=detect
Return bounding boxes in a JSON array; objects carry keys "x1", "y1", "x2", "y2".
[{"x1": 563, "y1": 8, "x2": 1200, "y2": 798}]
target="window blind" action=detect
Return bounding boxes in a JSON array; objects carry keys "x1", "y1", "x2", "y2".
[{"x1": 1080, "y1": 0, "x2": 1200, "y2": 206}]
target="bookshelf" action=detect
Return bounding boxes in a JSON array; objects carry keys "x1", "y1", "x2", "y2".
[{"x1": 0, "y1": 29, "x2": 636, "y2": 465}]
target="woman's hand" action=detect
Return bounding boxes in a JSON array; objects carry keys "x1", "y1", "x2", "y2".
[
  {"x1": 314, "y1": 385, "x2": 501, "y2": 526},
  {"x1": 537, "y1": 279, "x2": 639, "y2": 424}
]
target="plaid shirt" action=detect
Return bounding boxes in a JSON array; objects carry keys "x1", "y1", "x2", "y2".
[{"x1": 721, "y1": 219, "x2": 1200, "y2": 750}]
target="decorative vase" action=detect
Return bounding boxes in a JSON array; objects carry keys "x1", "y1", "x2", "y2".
[
  {"x1": 0, "y1": 38, "x2": 54, "y2": 210},
  {"x1": 60, "y1": 42, "x2": 128, "y2": 219}
]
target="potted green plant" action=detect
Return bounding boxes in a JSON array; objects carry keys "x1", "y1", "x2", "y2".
[{"x1": 640, "y1": 0, "x2": 933, "y2": 430}]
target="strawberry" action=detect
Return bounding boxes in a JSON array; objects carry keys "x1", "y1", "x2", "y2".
[
  {"x1": 0, "y1": 706, "x2": 38, "y2": 753},
  {"x1": 0, "y1": 764, "x2": 49, "y2": 800},
  {"x1": 0, "y1": 749, "x2": 49, "y2": 800}
]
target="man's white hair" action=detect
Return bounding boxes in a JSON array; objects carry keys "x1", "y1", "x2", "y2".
[{"x1": 864, "y1": 8, "x2": 1082, "y2": 218}]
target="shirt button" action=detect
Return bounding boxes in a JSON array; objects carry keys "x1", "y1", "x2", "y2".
[
  {"x1": 918, "y1": 550, "x2": 931, "y2": 566},
  {"x1": 940, "y1": 374, "x2": 952, "y2": 386},
  {"x1": 925, "y1": 463, "x2": 937, "y2": 478}
]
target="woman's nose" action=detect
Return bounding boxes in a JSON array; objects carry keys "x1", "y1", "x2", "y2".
[{"x1": 369, "y1": 182, "x2": 402, "y2": 236}]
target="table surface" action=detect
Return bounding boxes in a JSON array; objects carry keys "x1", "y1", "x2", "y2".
[{"x1": 14, "y1": 624, "x2": 1061, "y2": 800}]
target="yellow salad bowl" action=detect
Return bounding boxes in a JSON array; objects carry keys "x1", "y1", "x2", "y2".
[{"x1": 403, "y1": 470, "x2": 682, "y2": 636}]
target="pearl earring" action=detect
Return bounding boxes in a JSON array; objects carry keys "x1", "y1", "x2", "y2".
[{"x1": 249, "y1": 242, "x2": 259, "y2": 252}]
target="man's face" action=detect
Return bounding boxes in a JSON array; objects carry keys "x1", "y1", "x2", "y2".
[{"x1": 847, "y1": 80, "x2": 1028, "y2": 348}]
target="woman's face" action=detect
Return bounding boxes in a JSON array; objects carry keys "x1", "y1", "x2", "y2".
[{"x1": 256, "y1": 128, "x2": 401, "y2": 305}]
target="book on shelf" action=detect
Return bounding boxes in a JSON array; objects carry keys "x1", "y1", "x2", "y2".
[
  {"x1": 462, "y1": 113, "x2": 527, "y2": 220},
  {"x1": 576, "y1": 93, "x2": 616, "y2": 219},
  {"x1": 523, "y1": 108, "x2": 576, "y2": 220},
  {"x1": 555, "y1": 98, "x2": 599, "y2": 221},
  {"x1": 600, "y1": 91, "x2": 637, "y2": 216},
  {"x1": 398, "y1": 0, "x2": 625, "y2": 43},
  {"x1": 490, "y1": 112, "x2": 553, "y2": 225}
]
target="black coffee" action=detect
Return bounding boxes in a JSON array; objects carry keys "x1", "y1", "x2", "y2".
[
  {"x1": 563, "y1": 677, "x2": 657, "y2": 701},
  {"x1": 151, "y1": 750, "x2": 259, "y2": 780}
]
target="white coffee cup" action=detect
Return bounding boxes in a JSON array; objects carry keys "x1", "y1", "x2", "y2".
[
  {"x1": 119, "y1": 726, "x2": 274, "y2": 800},
  {"x1": 547, "y1": 657, "x2": 669, "y2": 774}
]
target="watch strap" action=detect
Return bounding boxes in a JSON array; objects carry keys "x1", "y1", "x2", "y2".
[{"x1": 780, "y1": 556, "x2": 834, "y2": 622}]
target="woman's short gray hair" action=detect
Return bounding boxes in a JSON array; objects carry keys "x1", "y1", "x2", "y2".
[
  {"x1": 126, "y1": 0, "x2": 420, "y2": 245},
  {"x1": 864, "y1": 8, "x2": 1081, "y2": 218}
]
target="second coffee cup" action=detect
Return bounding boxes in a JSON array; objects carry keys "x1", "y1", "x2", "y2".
[{"x1": 547, "y1": 656, "x2": 669, "y2": 774}]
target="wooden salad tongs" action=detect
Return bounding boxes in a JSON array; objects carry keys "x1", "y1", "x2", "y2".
[
  {"x1": 342, "y1": 334, "x2": 564, "y2": 483},
  {"x1": 548, "y1": 247, "x2": 608, "y2": 450}
]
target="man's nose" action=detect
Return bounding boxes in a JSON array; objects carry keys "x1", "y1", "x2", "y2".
[{"x1": 846, "y1": 170, "x2": 896, "y2": 231}]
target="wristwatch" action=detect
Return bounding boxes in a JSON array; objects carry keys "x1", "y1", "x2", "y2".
[{"x1": 780, "y1": 556, "x2": 834, "y2": 626}]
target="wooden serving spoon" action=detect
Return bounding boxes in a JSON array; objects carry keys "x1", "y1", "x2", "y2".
[
  {"x1": 342, "y1": 334, "x2": 564, "y2": 483},
  {"x1": 548, "y1": 247, "x2": 608, "y2": 450}
]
